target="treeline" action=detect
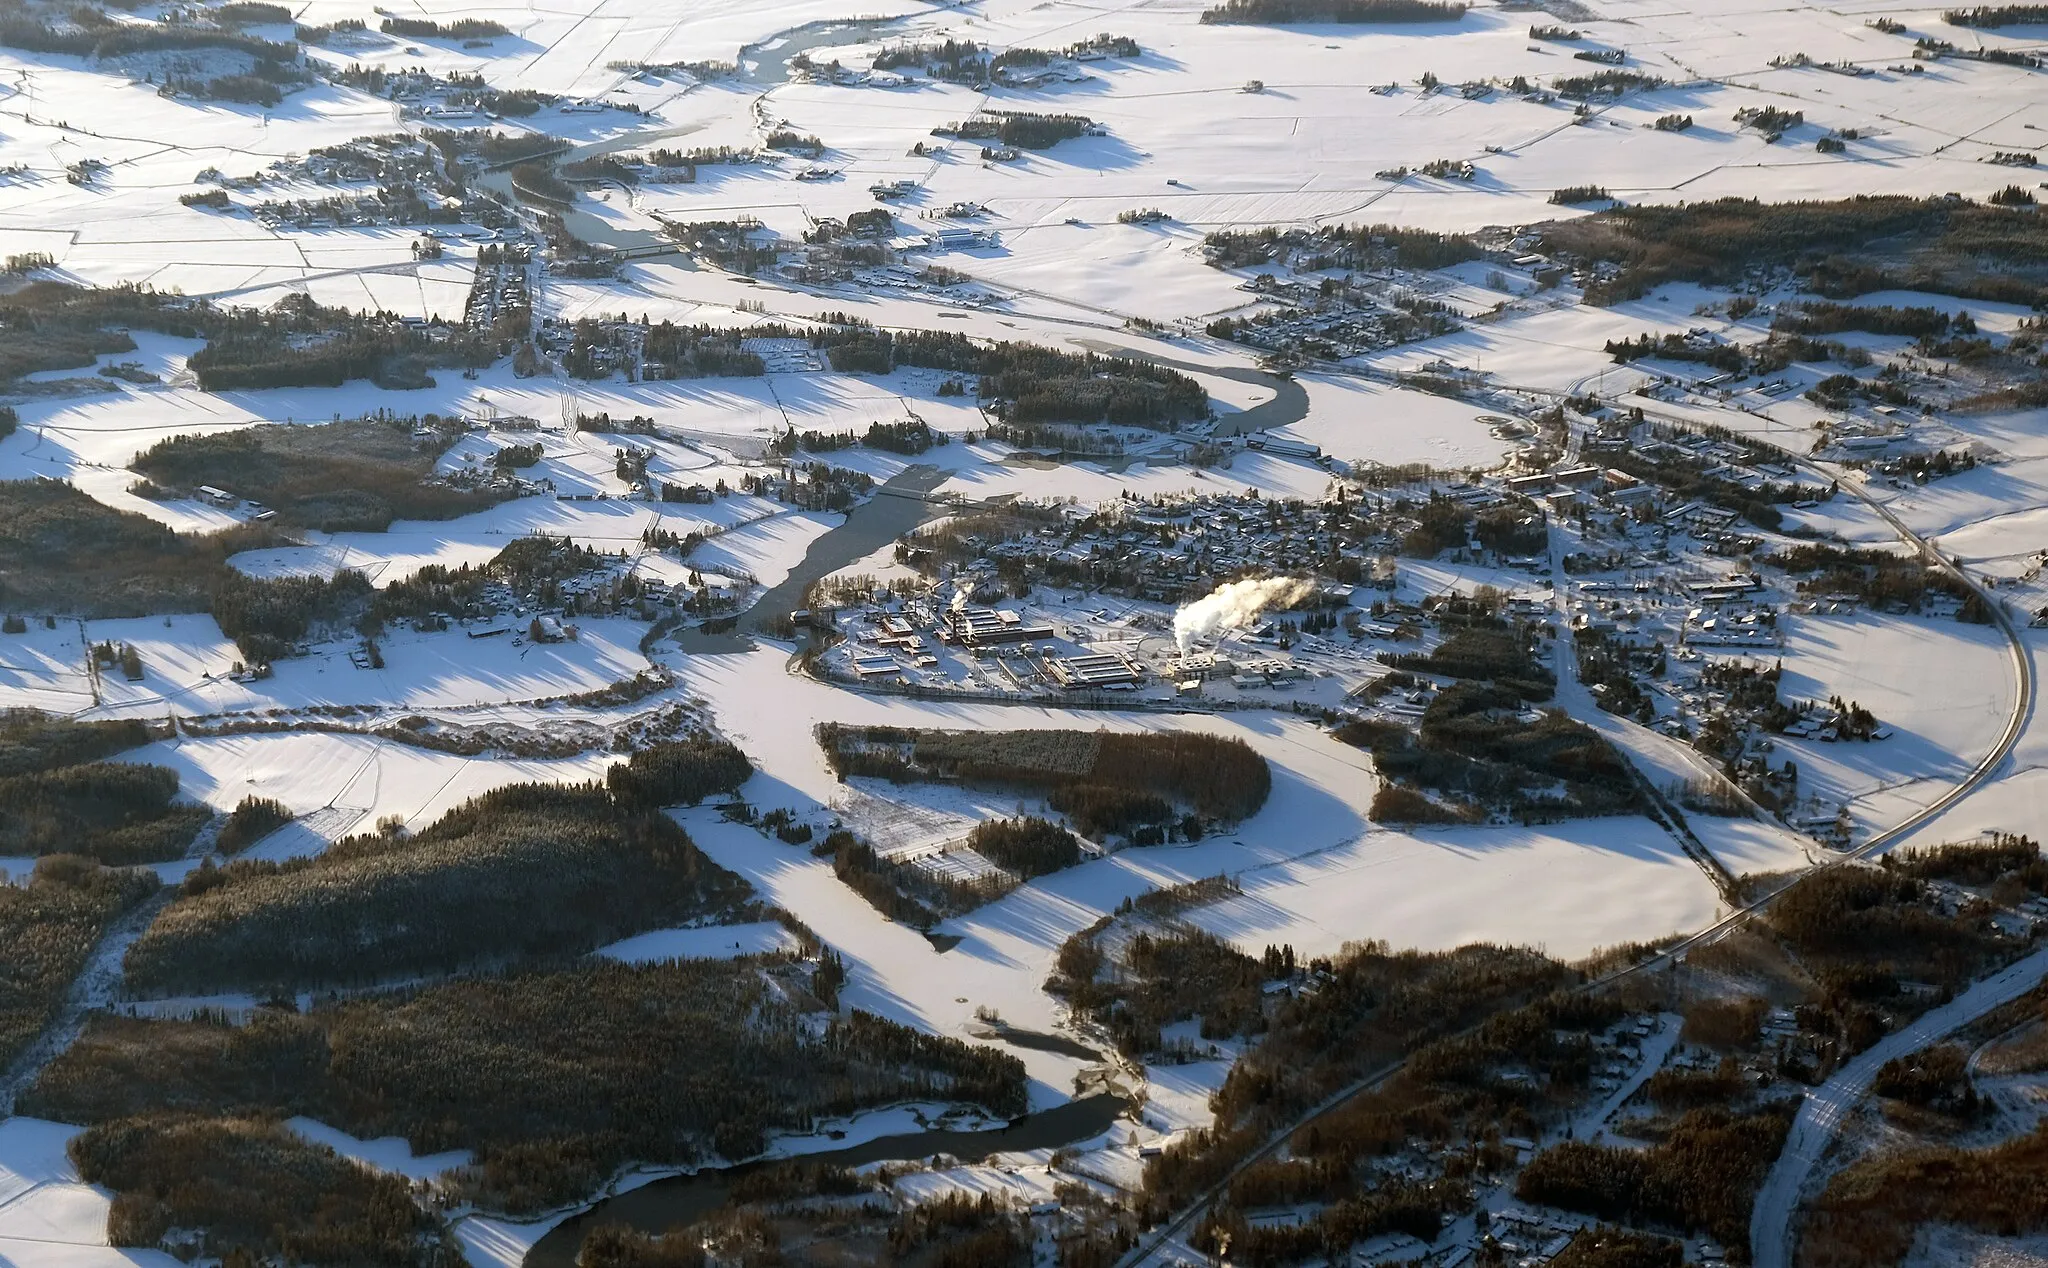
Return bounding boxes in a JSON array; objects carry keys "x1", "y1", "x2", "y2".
[
  {"x1": 510, "y1": 160, "x2": 576, "y2": 203},
  {"x1": 1800, "y1": 1119, "x2": 2048, "y2": 1268},
  {"x1": 640, "y1": 321, "x2": 767, "y2": 377},
  {"x1": 0, "y1": 760, "x2": 210, "y2": 865},
  {"x1": 874, "y1": 39, "x2": 1123, "y2": 84},
  {"x1": 1553, "y1": 69, "x2": 1664, "y2": 98},
  {"x1": 1200, "y1": 0, "x2": 1466, "y2": 22},
  {"x1": 1542, "y1": 195, "x2": 2048, "y2": 307},
  {"x1": 0, "y1": 281, "x2": 501, "y2": 395},
  {"x1": 1052, "y1": 924, "x2": 1275, "y2": 1055},
  {"x1": 187, "y1": 308, "x2": 495, "y2": 392},
  {"x1": 806, "y1": 322, "x2": 1208, "y2": 429},
  {"x1": 0, "y1": 9, "x2": 296, "y2": 63},
  {"x1": 213, "y1": 795, "x2": 292, "y2": 854},
  {"x1": 966, "y1": 816, "x2": 1080, "y2": 879},
  {"x1": 1516, "y1": 1104, "x2": 1796, "y2": 1254},
  {"x1": 375, "y1": 534, "x2": 607, "y2": 625},
  {"x1": 210, "y1": 568, "x2": 374, "y2": 664},
  {"x1": 953, "y1": 111, "x2": 1093, "y2": 149},
  {"x1": 168, "y1": 69, "x2": 300, "y2": 107},
  {"x1": 131, "y1": 415, "x2": 504, "y2": 532},
  {"x1": 768, "y1": 418, "x2": 939, "y2": 457},
  {"x1": 1140, "y1": 943, "x2": 1577, "y2": 1219},
  {"x1": 1385, "y1": 626, "x2": 1556, "y2": 697},
  {"x1": 559, "y1": 319, "x2": 766, "y2": 379},
  {"x1": 28, "y1": 961, "x2": 1027, "y2": 1213},
  {"x1": 1605, "y1": 331, "x2": 1746, "y2": 374},
  {"x1": 0, "y1": 282, "x2": 224, "y2": 384},
  {"x1": 590, "y1": 313, "x2": 1208, "y2": 428},
  {"x1": 875, "y1": 38, "x2": 991, "y2": 81},
  {"x1": 1203, "y1": 222, "x2": 1480, "y2": 271},
  {"x1": 0, "y1": 480, "x2": 256, "y2": 617},
  {"x1": 214, "y1": 3, "x2": 293, "y2": 25},
  {"x1": 0, "y1": 478, "x2": 559, "y2": 635},
  {"x1": 380, "y1": 16, "x2": 510, "y2": 38},
  {"x1": 1890, "y1": 833, "x2": 2047, "y2": 888},
  {"x1": 1341, "y1": 684, "x2": 1641, "y2": 824},
  {"x1": 0, "y1": 856, "x2": 159, "y2": 1069},
  {"x1": 659, "y1": 220, "x2": 781, "y2": 274},
  {"x1": 73, "y1": 1116, "x2": 462, "y2": 1268},
  {"x1": 208, "y1": 534, "x2": 619, "y2": 664},
  {"x1": 0, "y1": 711, "x2": 155, "y2": 776},
  {"x1": 605, "y1": 738, "x2": 752, "y2": 810},
  {"x1": 0, "y1": 712, "x2": 206, "y2": 866},
  {"x1": 1772, "y1": 301, "x2": 1961, "y2": 338},
  {"x1": 0, "y1": 281, "x2": 493, "y2": 395},
  {"x1": 1761, "y1": 859, "x2": 2038, "y2": 1051},
  {"x1": 1943, "y1": 3, "x2": 2048, "y2": 24},
  {"x1": 126, "y1": 771, "x2": 756, "y2": 994},
  {"x1": 818, "y1": 724, "x2": 1271, "y2": 834}
]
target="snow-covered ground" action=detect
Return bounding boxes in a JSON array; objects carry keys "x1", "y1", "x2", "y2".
[
  {"x1": 0, "y1": 1117, "x2": 178, "y2": 1268},
  {"x1": 1, "y1": 614, "x2": 662, "y2": 720},
  {"x1": 9, "y1": 0, "x2": 2048, "y2": 1253},
  {"x1": 115, "y1": 731, "x2": 620, "y2": 850},
  {"x1": 657, "y1": 641, "x2": 1767, "y2": 1108},
  {"x1": 595, "y1": 921, "x2": 800, "y2": 964},
  {"x1": 1772, "y1": 612, "x2": 2017, "y2": 841}
]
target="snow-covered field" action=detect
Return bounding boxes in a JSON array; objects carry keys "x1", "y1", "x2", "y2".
[
  {"x1": 8, "y1": 0, "x2": 2048, "y2": 1254},
  {"x1": 0, "y1": 1118, "x2": 177, "y2": 1268},
  {"x1": 1773, "y1": 612, "x2": 2018, "y2": 839},
  {"x1": 657, "y1": 642, "x2": 1768, "y2": 1102},
  {"x1": 1, "y1": 614, "x2": 660, "y2": 718},
  {"x1": 117, "y1": 730, "x2": 620, "y2": 849}
]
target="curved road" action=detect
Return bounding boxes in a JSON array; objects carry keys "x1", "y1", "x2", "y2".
[{"x1": 1750, "y1": 943, "x2": 2048, "y2": 1268}]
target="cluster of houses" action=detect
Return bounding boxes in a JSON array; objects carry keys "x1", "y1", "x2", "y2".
[{"x1": 940, "y1": 493, "x2": 1394, "y2": 606}]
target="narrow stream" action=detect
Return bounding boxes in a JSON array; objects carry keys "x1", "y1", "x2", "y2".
[
  {"x1": 523, "y1": 1093, "x2": 1131, "y2": 1268},
  {"x1": 741, "y1": 463, "x2": 951, "y2": 635}
]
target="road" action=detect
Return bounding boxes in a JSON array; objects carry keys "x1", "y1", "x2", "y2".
[
  {"x1": 0, "y1": 889, "x2": 170, "y2": 1116},
  {"x1": 1749, "y1": 943, "x2": 2048, "y2": 1268}
]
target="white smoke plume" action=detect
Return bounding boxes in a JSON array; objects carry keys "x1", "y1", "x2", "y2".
[
  {"x1": 950, "y1": 588, "x2": 970, "y2": 612},
  {"x1": 1173, "y1": 576, "x2": 1315, "y2": 652}
]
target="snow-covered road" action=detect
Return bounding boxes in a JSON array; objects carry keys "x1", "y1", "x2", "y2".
[{"x1": 1750, "y1": 943, "x2": 2048, "y2": 1268}]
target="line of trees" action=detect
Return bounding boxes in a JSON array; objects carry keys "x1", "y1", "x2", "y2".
[
  {"x1": 28, "y1": 960, "x2": 1027, "y2": 1214},
  {"x1": 819, "y1": 724, "x2": 1272, "y2": 831},
  {"x1": 0, "y1": 856, "x2": 159, "y2": 1070},
  {"x1": 74, "y1": 1115, "x2": 463, "y2": 1268},
  {"x1": 1516, "y1": 1105, "x2": 1796, "y2": 1252},
  {"x1": 1944, "y1": 3, "x2": 2048, "y2": 24},
  {"x1": 131, "y1": 415, "x2": 504, "y2": 532},
  {"x1": 379, "y1": 16, "x2": 509, "y2": 38},
  {"x1": 1200, "y1": 0, "x2": 1465, "y2": 22},
  {"x1": 1541, "y1": 195, "x2": 2048, "y2": 307},
  {"x1": 213, "y1": 796, "x2": 292, "y2": 855},
  {"x1": 126, "y1": 771, "x2": 756, "y2": 994},
  {"x1": 966, "y1": 816, "x2": 1080, "y2": 878},
  {"x1": 0, "y1": 760, "x2": 210, "y2": 865},
  {"x1": 806, "y1": 322, "x2": 1208, "y2": 429},
  {"x1": 0, "y1": 9, "x2": 296, "y2": 62}
]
